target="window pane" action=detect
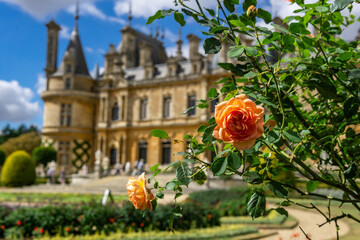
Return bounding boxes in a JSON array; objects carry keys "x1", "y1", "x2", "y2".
[
  {"x1": 140, "y1": 99, "x2": 148, "y2": 120},
  {"x1": 138, "y1": 141, "x2": 148, "y2": 163},
  {"x1": 67, "y1": 116, "x2": 71, "y2": 126},
  {"x1": 112, "y1": 102, "x2": 119, "y2": 121},
  {"x1": 188, "y1": 95, "x2": 196, "y2": 116},
  {"x1": 110, "y1": 148, "x2": 117, "y2": 165},
  {"x1": 163, "y1": 97, "x2": 171, "y2": 118},
  {"x1": 162, "y1": 141, "x2": 171, "y2": 164},
  {"x1": 65, "y1": 78, "x2": 71, "y2": 89}
]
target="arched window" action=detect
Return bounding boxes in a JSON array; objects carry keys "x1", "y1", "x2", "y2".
[
  {"x1": 111, "y1": 102, "x2": 119, "y2": 121},
  {"x1": 110, "y1": 147, "x2": 117, "y2": 166}
]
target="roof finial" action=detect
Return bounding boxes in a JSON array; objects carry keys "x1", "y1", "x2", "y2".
[
  {"x1": 128, "y1": 0, "x2": 132, "y2": 26},
  {"x1": 155, "y1": 25, "x2": 159, "y2": 39},
  {"x1": 74, "y1": 1, "x2": 79, "y2": 32},
  {"x1": 161, "y1": 27, "x2": 165, "y2": 41},
  {"x1": 149, "y1": 26, "x2": 153, "y2": 37}
]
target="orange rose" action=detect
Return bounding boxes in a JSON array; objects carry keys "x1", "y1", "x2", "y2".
[
  {"x1": 127, "y1": 173, "x2": 155, "y2": 211},
  {"x1": 213, "y1": 94, "x2": 264, "y2": 150}
]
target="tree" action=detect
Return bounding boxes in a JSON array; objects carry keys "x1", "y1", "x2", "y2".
[
  {"x1": 0, "y1": 124, "x2": 39, "y2": 145},
  {"x1": 32, "y1": 146, "x2": 57, "y2": 167},
  {"x1": 0, "y1": 132, "x2": 41, "y2": 156},
  {"x1": 145, "y1": 0, "x2": 360, "y2": 236}
]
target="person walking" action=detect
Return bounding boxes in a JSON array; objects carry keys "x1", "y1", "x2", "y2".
[{"x1": 137, "y1": 159, "x2": 144, "y2": 175}]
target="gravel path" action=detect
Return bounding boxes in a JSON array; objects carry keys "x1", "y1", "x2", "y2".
[{"x1": 262, "y1": 207, "x2": 350, "y2": 240}]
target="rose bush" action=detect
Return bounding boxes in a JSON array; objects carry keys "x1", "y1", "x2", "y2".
[{"x1": 144, "y1": 0, "x2": 360, "y2": 236}]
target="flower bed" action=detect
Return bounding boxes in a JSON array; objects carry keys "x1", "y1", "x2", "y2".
[{"x1": 0, "y1": 201, "x2": 219, "y2": 239}]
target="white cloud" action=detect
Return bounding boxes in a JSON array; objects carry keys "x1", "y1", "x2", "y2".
[
  {"x1": 67, "y1": 1, "x2": 106, "y2": 20},
  {"x1": 0, "y1": 0, "x2": 81, "y2": 20},
  {"x1": 85, "y1": 46, "x2": 93, "y2": 53},
  {"x1": 114, "y1": 0, "x2": 218, "y2": 19},
  {"x1": 59, "y1": 25, "x2": 71, "y2": 39},
  {"x1": 97, "y1": 48, "x2": 106, "y2": 54},
  {"x1": 35, "y1": 73, "x2": 46, "y2": 95},
  {"x1": 0, "y1": 79, "x2": 40, "y2": 122},
  {"x1": 108, "y1": 16, "x2": 126, "y2": 25}
]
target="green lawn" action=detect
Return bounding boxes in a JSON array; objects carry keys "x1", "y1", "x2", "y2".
[{"x1": 0, "y1": 192, "x2": 128, "y2": 204}]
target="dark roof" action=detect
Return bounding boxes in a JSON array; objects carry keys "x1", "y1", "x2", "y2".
[
  {"x1": 52, "y1": 23, "x2": 90, "y2": 77},
  {"x1": 117, "y1": 26, "x2": 167, "y2": 67}
]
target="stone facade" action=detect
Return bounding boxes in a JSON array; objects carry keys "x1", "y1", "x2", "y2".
[{"x1": 41, "y1": 17, "x2": 231, "y2": 173}]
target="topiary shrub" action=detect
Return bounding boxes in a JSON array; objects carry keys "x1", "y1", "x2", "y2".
[
  {"x1": 1, "y1": 150, "x2": 36, "y2": 187},
  {"x1": 32, "y1": 146, "x2": 57, "y2": 166},
  {"x1": 0, "y1": 149, "x2": 5, "y2": 166}
]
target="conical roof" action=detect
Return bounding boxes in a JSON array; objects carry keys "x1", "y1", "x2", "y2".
[{"x1": 52, "y1": 19, "x2": 90, "y2": 77}]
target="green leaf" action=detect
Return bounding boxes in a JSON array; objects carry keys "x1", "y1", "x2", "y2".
[
  {"x1": 244, "y1": 71, "x2": 257, "y2": 79},
  {"x1": 173, "y1": 205, "x2": 183, "y2": 217},
  {"x1": 166, "y1": 181, "x2": 177, "y2": 190},
  {"x1": 164, "y1": 160, "x2": 180, "y2": 172},
  {"x1": 338, "y1": 52, "x2": 353, "y2": 61},
  {"x1": 344, "y1": 162, "x2": 357, "y2": 179},
  {"x1": 210, "y1": 26, "x2": 228, "y2": 34},
  {"x1": 275, "y1": 208, "x2": 288, "y2": 217},
  {"x1": 151, "y1": 129, "x2": 169, "y2": 139},
  {"x1": 267, "y1": 181, "x2": 288, "y2": 198},
  {"x1": 207, "y1": 88, "x2": 218, "y2": 98},
  {"x1": 245, "y1": 46, "x2": 259, "y2": 56},
  {"x1": 224, "y1": 0, "x2": 239, "y2": 12},
  {"x1": 247, "y1": 191, "x2": 266, "y2": 220},
  {"x1": 211, "y1": 157, "x2": 228, "y2": 176},
  {"x1": 331, "y1": 0, "x2": 354, "y2": 12},
  {"x1": 203, "y1": 37, "x2": 222, "y2": 54},
  {"x1": 224, "y1": 90, "x2": 239, "y2": 101},
  {"x1": 174, "y1": 12, "x2": 185, "y2": 26},
  {"x1": 315, "y1": 6, "x2": 329, "y2": 13},
  {"x1": 257, "y1": 97, "x2": 277, "y2": 108},
  {"x1": 151, "y1": 198, "x2": 157, "y2": 210},
  {"x1": 202, "y1": 124, "x2": 216, "y2": 143},
  {"x1": 267, "y1": 130, "x2": 281, "y2": 143},
  {"x1": 283, "y1": 131, "x2": 301, "y2": 143},
  {"x1": 146, "y1": 10, "x2": 165, "y2": 25},
  {"x1": 150, "y1": 164, "x2": 160, "y2": 173},
  {"x1": 258, "y1": 8, "x2": 272, "y2": 24},
  {"x1": 227, "y1": 152, "x2": 241, "y2": 170},
  {"x1": 283, "y1": 34, "x2": 295, "y2": 52},
  {"x1": 176, "y1": 164, "x2": 191, "y2": 186},
  {"x1": 156, "y1": 191, "x2": 164, "y2": 199},
  {"x1": 193, "y1": 170, "x2": 207, "y2": 185},
  {"x1": 306, "y1": 180, "x2": 319, "y2": 192},
  {"x1": 228, "y1": 46, "x2": 245, "y2": 58}
]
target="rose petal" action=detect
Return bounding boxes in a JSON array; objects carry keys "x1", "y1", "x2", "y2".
[{"x1": 233, "y1": 138, "x2": 256, "y2": 150}]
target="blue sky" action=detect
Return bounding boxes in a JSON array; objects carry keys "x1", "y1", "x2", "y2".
[{"x1": 0, "y1": 0, "x2": 359, "y2": 131}]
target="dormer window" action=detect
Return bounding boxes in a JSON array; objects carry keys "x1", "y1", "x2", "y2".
[
  {"x1": 67, "y1": 64, "x2": 72, "y2": 73},
  {"x1": 65, "y1": 78, "x2": 71, "y2": 90}
]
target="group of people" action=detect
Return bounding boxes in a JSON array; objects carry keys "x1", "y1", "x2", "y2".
[{"x1": 113, "y1": 159, "x2": 145, "y2": 176}]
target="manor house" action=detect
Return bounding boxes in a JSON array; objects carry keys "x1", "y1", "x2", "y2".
[{"x1": 41, "y1": 12, "x2": 235, "y2": 173}]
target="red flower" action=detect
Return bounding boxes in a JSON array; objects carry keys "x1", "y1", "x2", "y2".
[
  {"x1": 291, "y1": 232, "x2": 300, "y2": 238},
  {"x1": 109, "y1": 218, "x2": 115, "y2": 223},
  {"x1": 140, "y1": 223, "x2": 145, "y2": 227},
  {"x1": 34, "y1": 227, "x2": 38, "y2": 231},
  {"x1": 40, "y1": 229, "x2": 45, "y2": 234},
  {"x1": 207, "y1": 214, "x2": 213, "y2": 219},
  {"x1": 66, "y1": 227, "x2": 71, "y2": 232},
  {"x1": 131, "y1": 222, "x2": 136, "y2": 227},
  {"x1": 17, "y1": 221, "x2": 22, "y2": 226},
  {"x1": 1, "y1": 225, "x2": 5, "y2": 230}
]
